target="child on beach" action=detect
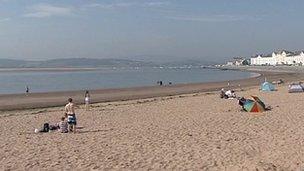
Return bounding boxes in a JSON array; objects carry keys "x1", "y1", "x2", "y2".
[{"x1": 58, "y1": 116, "x2": 68, "y2": 133}]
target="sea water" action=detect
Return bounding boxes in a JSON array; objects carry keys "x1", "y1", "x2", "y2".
[{"x1": 0, "y1": 67, "x2": 257, "y2": 94}]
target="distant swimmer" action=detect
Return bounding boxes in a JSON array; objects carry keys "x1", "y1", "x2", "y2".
[{"x1": 156, "y1": 80, "x2": 163, "y2": 86}]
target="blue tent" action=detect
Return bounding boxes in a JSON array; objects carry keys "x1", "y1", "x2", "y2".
[{"x1": 261, "y1": 82, "x2": 275, "y2": 91}]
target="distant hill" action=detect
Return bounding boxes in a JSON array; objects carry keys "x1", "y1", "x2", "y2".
[
  {"x1": 0, "y1": 58, "x2": 155, "y2": 68},
  {"x1": 0, "y1": 58, "x2": 216, "y2": 68},
  {"x1": 36, "y1": 58, "x2": 155, "y2": 68},
  {"x1": 0, "y1": 59, "x2": 33, "y2": 68}
]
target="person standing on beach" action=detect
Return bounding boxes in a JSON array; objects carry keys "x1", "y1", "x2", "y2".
[
  {"x1": 65, "y1": 98, "x2": 77, "y2": 133},
  {"x1": 26, "y1": 86, "x2": 29, "y2": 95},
  {"x1": 84, "y1": 90, "x2": 90, "y2": 111}
]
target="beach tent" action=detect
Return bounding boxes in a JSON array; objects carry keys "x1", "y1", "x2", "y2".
[
  {"x1": 261, "y1": 82, "x2": 275, "y2": 91},
  {"x1": 288, "y1": 83, "x2": 304, "y2": 93},
  {"x1": 243, "y1": 96, "x2": 266, "y2": 112}
]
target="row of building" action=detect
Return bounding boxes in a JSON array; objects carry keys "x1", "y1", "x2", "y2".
[{"x1": 226, "y1": 50, "x2": 304, "y2": 66}]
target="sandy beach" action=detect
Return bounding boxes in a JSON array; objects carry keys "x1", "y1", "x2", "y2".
[
  {"x1": 1, "y1": 83, "x2": 304, "y2": 170},
  {"x1": 3, "y1": 0, "x2": 304, "y2": 169},
  {"x1": 1, "y1": 67, "x2": 304, "y2": 170}
]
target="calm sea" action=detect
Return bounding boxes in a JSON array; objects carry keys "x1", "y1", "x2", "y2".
[{"x1": 0, "y1": 68, "x2": 257, "y2": 94}]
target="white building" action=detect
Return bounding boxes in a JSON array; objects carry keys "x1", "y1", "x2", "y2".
[
  {"x1": 226, "y1": 61, "x2": 234, "y2": 66},
  {"x1": 250, "y1": 50, "x2": 304, "y2": 66}
]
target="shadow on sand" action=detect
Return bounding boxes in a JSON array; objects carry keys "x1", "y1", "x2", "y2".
[{"x1": 77, "y1": 128, "x2": 114, "y2": 134}]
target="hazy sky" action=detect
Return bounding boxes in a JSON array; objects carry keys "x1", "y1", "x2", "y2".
[{"x1": 1, "y1": 0, "x2": 304, "y2": 62}]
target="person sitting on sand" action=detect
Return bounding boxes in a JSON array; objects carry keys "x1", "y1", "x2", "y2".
[
  {"x1": 58, "y1": 116, "x2": 68, "y2": 133},
  {"x1": 220, "y1": 88, "x2": 226, "y2": 98},
  {"x1": 225, "y1": 90, "x2": 236, "y2": 99},
  {"x1": 65, "y1": 98, "x2": 77, "y2": 133},
  {"x1": 230, "y1": 90, "x2": 236, "y2": 98},
  {"x1": 238, "y1": 97, "x2": 247, "y2": 111},
  {"x1": 35, "y1": 118, "x2": 67, "y2": 133},
  {"x1": 278, "y1": 79, "x2": 284, "y2": 85}
]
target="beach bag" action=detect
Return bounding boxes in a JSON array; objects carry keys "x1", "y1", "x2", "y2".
[
  {"x1": 238, "y1": 97, "x2": 246, "y2": 106},
  {"x1": 40, "y1": 123, "x2": 49, "y2": 132}
]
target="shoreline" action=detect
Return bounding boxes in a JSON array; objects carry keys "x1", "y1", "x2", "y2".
[
  {"x1": 219, "y1": 65, "x2": 304, "y2": 73},
  {"x1": 0, "y1": 68, "x2": 303, "y2": 111}
]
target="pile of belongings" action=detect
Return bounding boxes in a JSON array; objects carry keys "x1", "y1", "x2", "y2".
[
  {"x1": 272, "y1": 79, "x2": 284, "y2": 85},
  {"x1": 261, "y1": 81, "x2": 276, "y2": 91},
  {"x1": 220, "y1": 89, "x2": 236, "y2": 99},
  {"x1": 238, "y1": 96, "x2": 267, "y2": 112},
  {"x1": 288, "y1": 82, "x2": 304, "y2": 93}
]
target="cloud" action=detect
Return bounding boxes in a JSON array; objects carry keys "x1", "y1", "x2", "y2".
[
  {"x1": 83, "y1": 1, "x2": 169, "y2": 10},
  {"x1": 0, "y1": 0, "x2": 11, "y2": 3},
  {"x1": 167, "y1": 15, "x2": 259, "y2": 22},
  {"x1": 144, "y1": 2, "x2": 170, "y2": 7},
  {"x1": 83, "y1": 2, "x2": 135, "y2": 9},
  {"x1": 0, "y1": 17, "x2": 10, "y2": 22},
  {"x1": 23, "y1": 4, "x2": 73, "y2": 18}
]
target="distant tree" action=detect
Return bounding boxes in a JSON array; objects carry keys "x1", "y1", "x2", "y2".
[{"x1": 241, "y1": 59, "x2": 250, "y2": 65}]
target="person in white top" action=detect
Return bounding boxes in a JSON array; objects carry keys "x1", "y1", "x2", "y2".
[
  {"x1": 225, "y1": 90, "x2": 236, "y2": 99},
  {"x1": 65, "y1": 98, "x2": 77, "y2": 133},
  {"x1": 84, "y1": 90, "x2": 90, "y2": 111}
]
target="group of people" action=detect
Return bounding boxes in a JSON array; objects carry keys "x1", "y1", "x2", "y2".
[
  {"x1": 36, "y1": 98, "x2": 77, "y2": 133},
  {"x1": 156, "y1": 81, "x2": 173, "y2": 86},
  {"x1": 36, "y1": 90, "x2": 91, "y2": 134},
  {"x1": 220, "y1": 88, "x2": 271, "y2": 112},
  {"x1": 220, "y1": 88, "x2": 237, "y2": 99}
]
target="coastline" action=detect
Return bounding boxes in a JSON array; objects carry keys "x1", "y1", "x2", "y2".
[
  {"x1": 219, "y1": 65, "x2": 304, "y2": 73},
  {"x1": 0, "y1": 67, "x2": 303, "y2": 111}
]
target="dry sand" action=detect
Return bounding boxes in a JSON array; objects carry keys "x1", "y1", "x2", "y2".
[{"x1": 1, "y1": 84, "x2": 304, "y2": 170}]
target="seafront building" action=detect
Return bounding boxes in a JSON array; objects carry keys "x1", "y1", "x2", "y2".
[
  {"x1": 250, "y1": 50, "x2": 304, "y2": 66},
  {"x1": 226, "y1": 57, "x2": 249, "y2": 66}
]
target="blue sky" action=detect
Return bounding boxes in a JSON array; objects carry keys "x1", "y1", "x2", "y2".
[{"x1": 1, "y1": 0, "x2": 304, "y2": 62}]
